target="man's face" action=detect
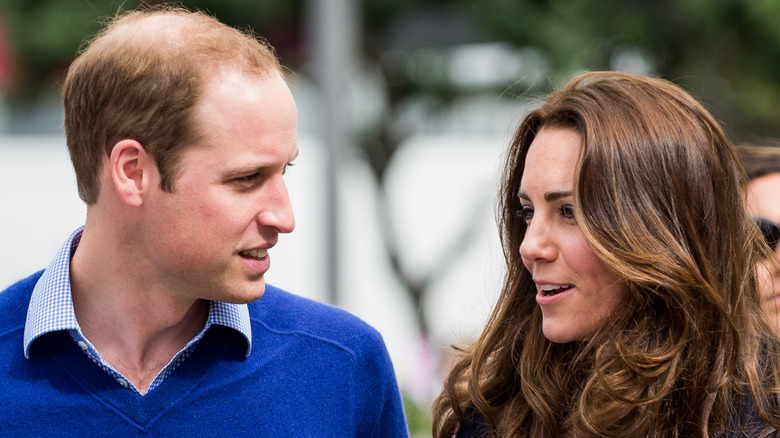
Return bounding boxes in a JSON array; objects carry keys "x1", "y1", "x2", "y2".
[{"x1": 141, "y1": 70, "x2": 297, "y2": 304}]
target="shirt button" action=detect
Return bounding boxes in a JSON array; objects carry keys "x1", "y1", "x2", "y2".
[
  {"x1": 77, "y1": 341, "x2": 89, "y2": 350},
  {"x1": 116, "y1": 378, "x2": 129, "y2": 389}
]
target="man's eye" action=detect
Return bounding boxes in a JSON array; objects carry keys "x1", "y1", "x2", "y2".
[
  {"x1": 283, "y1": 161, "x2": 295, "y2": 175},
  {"x1": 515, "y1": 206, "x2": 534, "y2": 222},
  {"x1": 234, "y1": 173, "x2": 260, "y2": 184}
]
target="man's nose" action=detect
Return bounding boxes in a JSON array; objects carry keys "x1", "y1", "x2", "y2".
[{"x1": 256, "y1": 176, "x2": 295, "y2": 234}]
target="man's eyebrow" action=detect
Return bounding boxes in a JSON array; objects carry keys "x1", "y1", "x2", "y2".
[
  {"x1": 220, "y1": 162, "x2": 277, "y2": 179},
  {"x1": 517, "y1": 190, "x2": 572, "y2": 202},
  {"x1": 221, "y1": 150, "x2": 300, "y2": 179}
]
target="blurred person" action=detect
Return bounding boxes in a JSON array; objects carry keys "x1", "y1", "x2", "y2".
[
  {"x1": 0, "y1": 6, "x2": 407, "y2": 436},
  {"x1": 433, "y1": 72, "x2": 780, "y2": 437},
  {"x1": 0, "y1": 11, "x2": 16, "y2": 90},
  {"x1": 754, "y1": 216, "x2": 780, "y2": 333},
  {"x1": 739, "y1": 145, "x2": 780, "y2": 334},
  {"x1": 739, "y1": 144, "x2": 780, "y2": 225}
]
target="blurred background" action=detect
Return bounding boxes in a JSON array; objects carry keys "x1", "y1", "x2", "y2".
[{"x1": 2, "y1": 0, "x2": 780, "y2": 434}]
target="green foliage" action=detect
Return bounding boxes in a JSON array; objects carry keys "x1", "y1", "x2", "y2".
[
  {"x1": 402, "y1": 393, "x2": 433, "y2": 437},
  {"x1": 2, "y1": 0, "x2": 780, "y2": 139},
  {"x1": 473, "y1": 0, "x2": 780, "y2": 140},
  {"x1": 0, "y1": 0, "x2": 141, "y2": 99},
  {"x1": 0, "y1": 0, "x2": 299, "y2": 102}
]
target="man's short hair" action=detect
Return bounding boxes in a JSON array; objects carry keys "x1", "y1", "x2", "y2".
[
  {"x1": 63, "y1": 5, "x2": 282, "y2": 204},
  {"x1": 736, "y1": 144, "x2": 780, "y2": 181}
]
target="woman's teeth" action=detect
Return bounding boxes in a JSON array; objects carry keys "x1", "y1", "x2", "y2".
[{"x1": 540, "y1": 284, "x2": 573, "y2": 296}]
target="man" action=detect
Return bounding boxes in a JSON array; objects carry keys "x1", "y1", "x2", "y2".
[{"x1": 0, "y1": 6, "x2": 408, "y2": 436}]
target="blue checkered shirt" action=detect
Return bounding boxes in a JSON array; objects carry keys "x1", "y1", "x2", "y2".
[{"x1": 23, "y1": 227, "x2": 252, "y2": 395}]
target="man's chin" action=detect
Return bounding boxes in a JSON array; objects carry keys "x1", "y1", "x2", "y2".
[{"x1": 226, "y1": 280, "x2": 266, "y2": 304}]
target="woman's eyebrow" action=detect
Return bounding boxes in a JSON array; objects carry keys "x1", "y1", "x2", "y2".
[
  {"x1": 517, "y1": 190, "x2": 572, "y2": 202},
  {"x1": 544, "y1": 191, "x2": 572, "y2": 202}
]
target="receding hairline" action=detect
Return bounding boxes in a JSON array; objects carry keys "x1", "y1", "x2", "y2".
[
  {"x1": 83, "y1": 7, "x2": 281, "y2": 78},
  {"x1": 101, "y1": 10, "x2": 217, "y2": 48}
]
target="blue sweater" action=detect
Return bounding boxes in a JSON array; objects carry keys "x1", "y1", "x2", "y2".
[{"x1": 0, "y1": 271, "x2": 409, "y2": 437}]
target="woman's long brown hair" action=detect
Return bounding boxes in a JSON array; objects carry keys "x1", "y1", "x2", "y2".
[{"x1": 433, "y1": 72, "x2": 780, "y2": 437}]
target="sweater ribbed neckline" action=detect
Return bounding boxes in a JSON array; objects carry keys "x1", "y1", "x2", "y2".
[{"x1": 40, "y1": 327, "x2": 236, "y2": 429}]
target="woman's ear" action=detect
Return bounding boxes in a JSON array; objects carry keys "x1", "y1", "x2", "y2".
[{"x1": 109, "y1": 139, "x2": 155, "y2": 207}]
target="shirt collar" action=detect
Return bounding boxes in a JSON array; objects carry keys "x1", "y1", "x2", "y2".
[
  {"x1": 24, "y1": 226, "x2": 252, "y2": 358},
  {"x1": 208, "y1": 301, "x2": 252, "y2": 356}
]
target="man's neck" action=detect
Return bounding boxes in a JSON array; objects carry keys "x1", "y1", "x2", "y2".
[{"x1": 69, "y1": 225, "x2": 210, "y2": 395}]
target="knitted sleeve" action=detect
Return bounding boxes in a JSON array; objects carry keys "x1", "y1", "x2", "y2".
[{"x1": 350, "y1": 326, "x2": 409, "y2": 437}]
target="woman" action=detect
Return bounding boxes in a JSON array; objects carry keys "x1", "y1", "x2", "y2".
[{"x1": 433, "y1": 72, "x2": 780, "y2": 437}]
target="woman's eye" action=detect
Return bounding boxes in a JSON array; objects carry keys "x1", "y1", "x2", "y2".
[
  {"x1": 515, "y1": 206, "x2": 534, "y2": 222},
  {"x1": 560, "y1": 205, "x2": 575, "y2": 219}
]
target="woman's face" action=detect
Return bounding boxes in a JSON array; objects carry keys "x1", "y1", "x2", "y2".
[
  {"x1": 756, "y1": 248, "x2": 780, "y2": 332},
  {"x1": 518, "y1": 127, "x2": 628, "y2": 343}
]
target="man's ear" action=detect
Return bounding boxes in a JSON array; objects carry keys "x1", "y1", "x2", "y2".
[{"x1": 109, "y1": 139, "x2": 156, "y2": 207}]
